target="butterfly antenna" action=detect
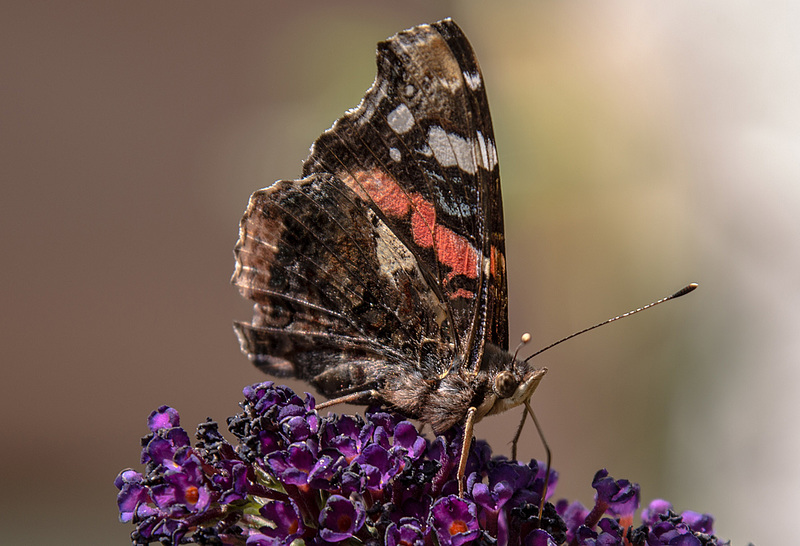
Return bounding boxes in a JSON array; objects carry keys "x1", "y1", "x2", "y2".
[{"x1": 523, "y1": 283, "x2": 698, "y2": 363}]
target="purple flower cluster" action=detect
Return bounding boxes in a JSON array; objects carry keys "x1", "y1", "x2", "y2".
[
  {"x1": 116, "y1": 382, "x2": 731, "y2": 545},
  {"x1": 555, "y1": 471, "x2": 728, "y2": 546}
]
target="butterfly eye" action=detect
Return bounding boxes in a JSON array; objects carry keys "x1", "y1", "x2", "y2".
[{"x1": 493, "y1": 370, "x2": 518, "y2": 399}]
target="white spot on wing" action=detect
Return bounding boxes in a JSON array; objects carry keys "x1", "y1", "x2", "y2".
[
  {"x1": 389, "y1": 147, "x2": 401, "y2": 162},
  {"x1": 428, "y1": 126, "x2": 477, "y2": 174},
  {"x1": 370, "y1": 212, "x2": 442, "y2": 314},
  {"x1": 387, "y1": 103, "x2": 414, "y2": 134},
  {"x1": 475, "y1": 131, "x2": 497, "y2": 171},
  {"x1": 464, "y1": 71, "x2": 482, "y2": 91},
  {"x1": 374, "y1": 220, "x2": 410, "y2": 284},
  {"x1": 427, "y1": 126, "x2": 455, "y2": 167}
]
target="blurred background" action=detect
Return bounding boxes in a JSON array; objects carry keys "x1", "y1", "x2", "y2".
[{"x1": 3, "y1": 1, "x2": 797, "y2": 544}]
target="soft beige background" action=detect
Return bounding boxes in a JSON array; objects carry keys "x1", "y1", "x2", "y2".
[{"x1": 3, "y1": 2, "x2": 797, "y2": 544}]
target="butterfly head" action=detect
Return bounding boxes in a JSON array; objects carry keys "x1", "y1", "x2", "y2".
[{"x1": 475, "y1": 345, "x2": 548, "y2": 420}]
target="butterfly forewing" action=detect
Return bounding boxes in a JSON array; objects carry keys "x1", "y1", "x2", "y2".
[{"x1": 234, "y1": 19, "x2": 509, "y2": 417}]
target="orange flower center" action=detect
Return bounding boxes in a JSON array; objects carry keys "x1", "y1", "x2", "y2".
[
  {"x1": 449, "y1": 520, "x2": 468, "y2": 536},
  {"x1": 184, "y1": 486, "x2": 199, "y2": 504}
]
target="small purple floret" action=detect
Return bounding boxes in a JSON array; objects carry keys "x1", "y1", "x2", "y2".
[
  {"x1": 591, "y1": 468, "x2": 640, "y2": 519},
  {"x1": 386, "y1": 518, "x2": 426, "y2": 546},
  {"x1": 148, "y1": 406, "x2": 181, "y2": 431},
  {"x1": 681, "y1": 510, "x2": 715, "y2": 534},
  {"x1": 641, "y1": 498, "x2": 673, "y2": 525},
  {"x1": 256, "y1": 499, "x2": 305, "y2": 543},
  {"x1": 429, "y1": 495, "x2": 480, "y2": 546},
  {"x1": 318, "y1": 494, "x2": 366, "y2": 542}
]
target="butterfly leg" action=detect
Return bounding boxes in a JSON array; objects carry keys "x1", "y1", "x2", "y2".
[
  {"x1": 457, "y1": 406, "x2": 477, "y2": 497},
  {"x1": 511, "y1": 407, "x2": 527, "y2": 461},
  {"x1": 524, "y1": 400, "x2": 551, "y2": 522},
  {"x1": 315, "y1": 389, "x2": 380, "y2": 410}
]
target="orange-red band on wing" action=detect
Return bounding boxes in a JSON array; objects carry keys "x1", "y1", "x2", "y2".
[{"x1": 344, "y1": 169, "x2": 480, "y2": 296}]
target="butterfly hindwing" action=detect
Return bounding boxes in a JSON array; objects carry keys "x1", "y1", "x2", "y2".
[{"x1": 233, "y1": 173, "x2": 448, "y2": 395}]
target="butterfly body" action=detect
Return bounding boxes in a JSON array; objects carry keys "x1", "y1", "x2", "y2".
[{"x1": 233, "y1": 19, "x2": 545, "y2": 441}]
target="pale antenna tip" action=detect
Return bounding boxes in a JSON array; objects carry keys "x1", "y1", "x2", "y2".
[{"x1": 672, "y1": 283, "x2": 699, "y2": 299}]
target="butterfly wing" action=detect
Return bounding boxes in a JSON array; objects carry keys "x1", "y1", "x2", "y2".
[
  {"x1": 300, "y1": 19, "x2": 510, "y2": 363},
  {"x1": 233, "y1": 19, "x2": 508, "y2": 402},
  {"x1": 424, "y1": 19, "x2": 508, "y2": 356}
]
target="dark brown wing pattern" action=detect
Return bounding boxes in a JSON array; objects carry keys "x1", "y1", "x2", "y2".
[{"x1": 233, "y1": 19, "x2": 508, "y2": 404}]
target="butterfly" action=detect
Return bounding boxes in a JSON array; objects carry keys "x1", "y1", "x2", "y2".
[{"x1": 232, "y1": 18, "x2": 549, "y2": 495}]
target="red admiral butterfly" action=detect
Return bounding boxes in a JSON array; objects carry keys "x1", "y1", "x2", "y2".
[{"x1": 231, "y1": 19, "x2": 694, "y2": 496}]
